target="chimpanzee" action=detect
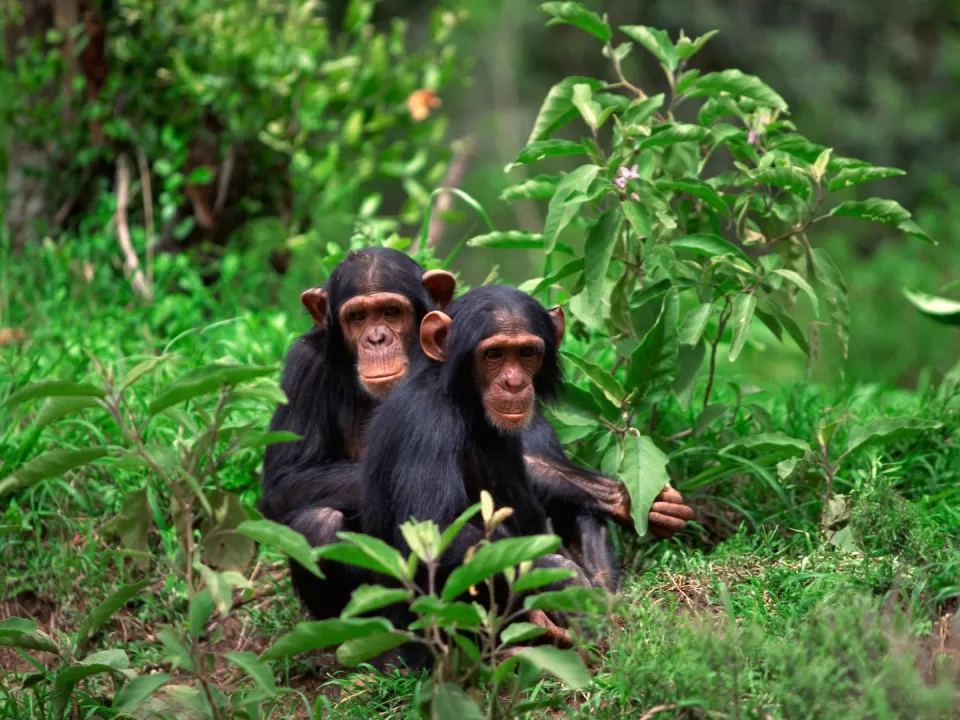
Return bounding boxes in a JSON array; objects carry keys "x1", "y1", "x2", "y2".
[
  {"x1": 360, "y1": 285, "x2": 618, "y2": 661},
  {"x1": 259, "y1": 247, "x2": 456, "y2": 620}
]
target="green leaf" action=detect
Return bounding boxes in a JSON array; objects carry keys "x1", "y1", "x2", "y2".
[
  {"x1": 431, "y1": 683, "x2": 485, "y2": 720},
  {"x1": 673, "y1": 340, "x2": 706, "y2": 411},
  {"x1": 656, "y1": 179, "x2": 729, "y2": 217},
  {"x1": 514, "y1": 646, "x2": 592, "y2": 689},
  {"x1": 639, "y1": 123, "x2": 708, "y2": 149},
  {"x1": 525, "y1": 586, "x2": 609, "y2": 613},
  {"x1": 827, "y1": 166, "x2": 905, "y2": 192},
  {"x1": 53, "y1": 661, "x2": 127, "y2": 720},
  {"x1": 0, "y1": 524, "x2": 29, "y2": 537},
  {"x1": 75, "y1": 581, "x2": 151, "y2": 648},
  {"x1": 467, "y1": 231, "x2": 544, "y2": 249},
  {"x1": 695, "y1": 404, "x2": 728, "y2": 436},
  {"x1": 111, "y1": 673, "x2": 171, "y2": 712},
  {"x1": 623, "y1": 94, "x2": 665, "y2": 127},
  {"x1": 512, "y1": 567, "x2": 576, "y2": 594},
  {"x1": 409, "y1": 597, "x2": 484, "y2": 628},
  {"x1": 722, "y1": 433, "x2": 811, "y2": 458},
  {"x1": 620, "y1": 25, "x2": 678, "y2": 70},
  {"x1": 33, "y1": 396, "x2": 102, "y2": 430},
  {"x1": 620, "y1": 433, "x2": 670, "y2": 537},
  {"x1": 902, "y1": 289, "x2": 960, "y2": 326},
  {"x1": 442, "y1": 535, "x2": 562, "y2": 602},
  {"x1": 0, "y1": 620, "x2": 58, "y2": 653},
  {"x1": 195, "y1": 565, "x2": 232, "y2": 616},
  {"x1": 500, "y1": 622, "x2": 548, "y2": 645},
  {"x1": 234, "y1": 431, "x2": 301, "y2": 451},
  {"x1": 225, "y1": 651, "x2": 276, "y2": 692},
  {"x1": 540, "y1": 2, "x2": 611, "y2": 42},
  {"x1": 772, "y1": 269, "x2": 819, "y2": 317},
  {"x1": 528, "y1": 78, "x2": 605, "y2": 143},
  {"x1": 562, "y1": 351, "x2": 625, "y2": 406},
  {"x1": 829, "y1": 198, "x2": 933, "y2": 243},
  {"x1": 728, "y1": 293, "x2": 757, "y2": 363},
  {"x1": 845, "y1": 417, "x2": 943, "y2": 456},
  {"x1": 0, "y1": 448, "x2": 108, "y2": 497},
  {"x1": 0, "y1": 618, "x2": 37, "y2": 637},
  {"x1": 508, "y1": 140, "x2": 587, "y2": 171},
  {"x1": 679, "y1": 303, "x2": 713, "y2": 346},
  {"x1": 543, "y1": 164, "x2": 603, "y2": 253},
  {"x1": 501, "y1": 175, "x2": 561, "y2": 201},
  {"x1": 188, "y1": 588, "x2": 215, "y2": 642},
  {"x1": 2, "y1": 380, "x2": 106, "y2": 410},
  {"x1": 583, "y1": 210, "x2": 622, "y2": 312},
  {"x1": 523, "y1": 258, "x2": 585, "y2": 296},
  {"x1": 333, "y1": 532, "x2": 409, "y2": 581},
  {"x1": 342, "y1": 585, "x2": 412, "y2": 619},
  {"x1": 112, "y1": 488, "x2": 151, "y2": 564},
  {"x1": 752, "y1": 167, "x2": 811, "y2": 200},
  {"x1": 683, "y1": 69, "x2": 788, "y2": 112},
  {"x1": 675, "y1": 29, "x2": 719, "y2": 60},
  {"x1": 264, "y1": 618, "x2": 395, "y2": 659},
  {"x1": 336, "y1": 631, "x2": 408, "y2": 666},
  {"x1": 148, "y1": 363, "x2": 277, "y2": 415},
  {"x1": 236, "y1": 519, "x2": 324, "y2": 579},
  {"x1": 669, "y1": 233, "x2": 751, "y2": 264},
  {"x1": 121, "y1": 355, "x2": 173, "y2": 390},
  {"x1": 626, "y1": 287, "x2": 679, "y2": 399},
  {"x1": 623, "y1": 198, "x2": 654, "y2": 239},
  {"x1": 811, "y1": 248, "x2": 850, "y2": 359},
  {"x1": 438, "y1": 502, "x2": 483, "y2": 555}
]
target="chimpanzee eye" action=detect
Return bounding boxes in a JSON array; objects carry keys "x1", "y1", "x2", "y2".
[
  {"x1": 519, "y1": 345, "x2": 539, "y2": 358},
  {"x1": 383, "y1": 306, "x2": 400, "y2": 317},
  {"x1": 484, "y1": 348, "x2": 504, "y2": 360},
  {"x1": 349, "y1": 310, "x2": 366, "y2": 322}
]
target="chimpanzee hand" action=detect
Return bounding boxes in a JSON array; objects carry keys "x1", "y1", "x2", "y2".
[{"x1": 648, "y1": 487, "x2": 695, "y2": 539}]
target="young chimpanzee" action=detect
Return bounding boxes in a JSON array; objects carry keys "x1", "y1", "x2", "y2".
[
  {"x1": 361, "y1": 285, "x2": 616, "y2": 658},
  {"x1": 259, "y1": 248, "x2": 456, "y2": 620}
]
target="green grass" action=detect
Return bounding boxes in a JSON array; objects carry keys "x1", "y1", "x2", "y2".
[{"x1": 2, "y1": 240, "x2": 959, "y2": 719}]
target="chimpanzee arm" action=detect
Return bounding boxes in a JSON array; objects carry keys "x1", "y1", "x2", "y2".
[{"x1": 523, "y1": 411, "x2": 632, "y2": 526}]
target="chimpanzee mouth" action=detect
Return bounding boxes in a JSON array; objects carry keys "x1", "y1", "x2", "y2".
[{"x1": 361, "y1": 367, "x2": 406, "y2": 382}]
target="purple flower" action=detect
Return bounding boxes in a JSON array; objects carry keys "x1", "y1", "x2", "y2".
[
  {"x1": 615, "y1": 176, "x2": 627, "y2": 188},
  {"x1": 615, "y1": 164, "x2": 639, "y2": 190},
  {"x1": 747, "y1": 129, "x2": 757, "y2": 145}
]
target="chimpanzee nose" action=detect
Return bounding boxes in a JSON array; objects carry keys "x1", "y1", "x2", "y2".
[
  {"x1": 504, "y1": 371, "x2": 526, "y2": 391},
  {"x1": 367, "y1": 327, "x2": 389, "y2": 346}
]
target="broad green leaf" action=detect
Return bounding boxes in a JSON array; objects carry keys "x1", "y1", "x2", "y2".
[
  {"x1": 508, "y1": 140, "x2": 587, "y2": 171},
  {"x1": 571, "y1": 83, "x2": 603, "y2": 129},
  {"x1": 623, "y1": 198, "x2": 654, "y2": 239},
  {"x1": 583, "y1": 210, "x2": 622, "y2": 313},
  {"x1": 235, "y1": 431, "x2": 301, "y2": 451},
  {"x1": 336, "y1": 631, "x2": 408, "y2": 666},
  {"x1": 752, "y1": 167, "x2": 811, "y2": 200},
  {"x1": 679, "y1": 303, "x2": 713, "y2": 346},
  {"x1": 0, "y1": 448, "x2": 108, "y2": 496},
  {"x1": 620, "y1": 25, "x2": 677, "y2": 70},
  {"x1": 225, "y1": 651, "x2": 276, "y2": 692},
  {"x1": 669, "y1": 233, "x2": 751, "y2": 264},
  {"x1": 188, "y1": 588, "x2": 215, "y2": 642},
  {"x1": 75, "y1": 580, "x2": 151, "y2": 648},
  {"x1": 121, "y1": 355, "x2": 173, "y2": 390},
  {"x1": 675, "y1": 29, "x2": 719, "y2": 60},
  {"x1": 829, "y1": 198, "x2": 933, "y2": 243},
  {"x1": 639, "y1": 123, "x2": 708, "y2": 148},
  {"x1": 82, "y1": 649, "x2": 129, "y2": 669},
  {"x1": 827, "y1": 166, "x2": 906, "y2": 192},
  {"x1": 512, "y1": 567, "x2": 576, "y2": 594},
  {"x1": 728, "y1": 293, "x2": 757, "y2": 363},
  {"x1": 722, "y1": 433, "x2": 811, "y2": 458},
  {"x1": 111, "y1": 673, "x2": 171, "y2": 712},
  {"x1": 342, "y1": 585, "x2": 412, "y2": 619},
  {"x1": 524, "y1": 258, "x2": 585, "y2": 296},
  {"x1": 623, "y1": 94, "x2": 665, "y2": 127},
  {"x1": 53, "y1": 662, "x2": 126, "y2": 720},
  {"x1": 431, "y1": 683, "x2": 485, "y2": 720},
  {"x1": 673, "y1": 340, "x2": 706, "y2": 411},
  {"x1": 626, "y1": 287, "x2": 679, "y2": 399},
  {"x1": 33, "y1": 396, "x2": 102, "y2": 430},
  {"x1": 0, "y1": 618, "x2": 37, "y2": 637},
  {"x1": 236, "y1": 519, "x2": 324, "y2": 578},
  {"x1": 438, "y1": 502, "x2": 483, "y2": 554},
  {"x1": 528, "y1": 78, "x2": 605, "y2": 143},
  {"x1": 195, "y1": 565, "x2": 232, "y2": 616},
  {"x1": 540, "y1": 2, "x2": 611, "y2": 42},
  {"x1": 514, "y1": 646, "x2": 592, "y2": 689},
  {"x1": 409, "y1": 597, "x2": 484, "y2": 627},
  {"x1": 112, "y1": 488, "x2": 151, "y2": 565},
  {"x1": 501, "y1": 174, "x2": 561, "y2": 201},
  {"x1": 543, "y1": 164, "x2": 602, "y2": 252},
  {"x1": 695, "y1": 404, "x2": 728, "y2": 436},
  {"x1": 0, "y1": 619, "x2": 58, "y2": 653},
  {"x1": 902, "y1": 289, "x2": 960, "y2": 326},
  {"x1": 684, "y1": 69, "x2": 788, "y2": 112},
  {"x1": 656, "y1": 179, "x2": 729, "y2": 217},
  {"x1": 524, "y1": 586, "x2": 609, "y2": 613},
  {"x1": 811, "y1": 248, "x2": 850, "y2": 358},
  {"x1": 2, "y1": 380, "x2": 106, "y2": 410},
  {"x1": 500, "y1": 622, "x2": 548, "y2": 645},
  {"x1": 442, "y1": 535, "x2": 562, "y2": 601},
  {"x1": 334, "y1": 532, "x2": 409, "y2": 581},
  {"x1": 620, "y1": 432, "x2": 670, "y2": 536},
  {"x1": 845, "y1": 417, "x2": 943, "y2": 456},
  {"x1": 148, "y1": 363, "x2": 277, "y2": 415},
  {"x1": 562, "y1": 351, "x2": 625, "y2": 406},
  {"x1": 772, "y1": 269, "x2": 819, "y2": 317},
  {"x1": 264, "y1": 618, "x2": 395, "y2": 659},
  {"x1": 467, "y1": 231, "x2": 544, "y2": 249},
  {"x1": 400, "y1": 519, "x2": 442, "y2": 563}
]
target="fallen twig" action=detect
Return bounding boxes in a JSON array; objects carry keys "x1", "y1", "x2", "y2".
[{"x1": 114, "y1": 155, "x2": 153, "y2": 302}]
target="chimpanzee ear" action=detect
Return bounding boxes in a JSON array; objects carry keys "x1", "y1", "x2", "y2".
[
  {"x1": 420, "y1": 311, "x2": 452, "y2": 362},
  {"x1": 548, "y1": 305, "x2": 566, "y2": 348},
  {"x1": 300, "y1": 288, "x2": 329, "y2": 328},
  {"x1": 422, "y1": 269, "x2": 457, "y2": 310}
]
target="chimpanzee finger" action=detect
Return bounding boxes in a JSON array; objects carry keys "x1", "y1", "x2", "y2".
[
  {"x1": 648, "y1": 511, "x2": 687, "y2": 534},
  {"x1": 657, "y1": 487, "x2": 685, "y2": 504},
  {"x1": 650, "y1": 501, "x2": 696, "y2": 520},
  {"x1": 528, "y1": 609, "x2": 573, "y2": 649}
]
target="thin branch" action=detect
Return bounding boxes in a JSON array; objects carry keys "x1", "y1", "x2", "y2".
[
  {"x1": 703, "y1": 298, "x2": 732, "y2": 409},
  {"x1": 135, "y1": 148, "x2": 156, "y2": 290},
  {"x1": 113, "y1": 155, "x2": 153, "y2": 302},
  {"x1": 419, "y1": 137, "x2": 476, "y2": 252},
  {"x1": 214, "y1": 144, "x2": 235, "y2": 214}
]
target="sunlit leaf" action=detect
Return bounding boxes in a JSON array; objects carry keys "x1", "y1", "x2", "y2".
[
  {"x1": 2, "y1": 380, "x2": 106, "y2": 410},
  {"x1": 902, "y1": 289, "x2": 960, "y2": 326},
  {"x1": 336, "y1": 631, "x2": 408, "y2": 666},
  {"x1": 342, "y1": 585, "x2": 412, "y2": 619},
  {"x1": 620, "y1": 25, "x2": 677, "y2": 70},
  {"x1": 442, "y1": 535, "x2": 562, "y2": 601},
  {"x1": 684, "y1": 69, "x2": 788, "y2": 112},
  {"x1": 845, "y1": 417, "x2": 942, "y2": 456},
  {"x1": 728, "y1": 293, "x2": 757, "y2": 363},
  {"x1": 431, "y1": 683, "x2": 485, "y2": 720},
  {"x1": 722, "y1": 433, "x2": 811, "y2": 458},
  {"x1": 656, "y1": 179, "x2": 729, "y2": 217},
  {"x1": 0, "y1": 448, "x2": 108, "y2": 497},
  {"x1": 467, "y1": 231, "x2": 544, "y2": 249},
  {"x1": 620, "y1": 432, "x2": 670, "y2": 536},
  {"x1": 111, "y1": 673, "x2": 171, "y2": 713},
  {"x1": 827, "y1": 166, "x2": 905, "y2": 192},
  {"x1": 829, "y1": 198, "x2": 933, "y2": 243},
  {"x1": 237, "y1": 519, "x2": 324, "y2": 578},
  {"x1": 540, "y1": 2, "x2": 611, "y2": 42},
  {"x1": 264, "y1": 618, "x2": 395, "y2": 659},
  {"x1": 507, "y1": 140, "x2": 587, "y2": 172},
  {"x1": 669, "y1": 233, "x2": 751, "y2": 264},
  {"x1": 514, "y1": 646, "x2": 592, "y2": 689}
]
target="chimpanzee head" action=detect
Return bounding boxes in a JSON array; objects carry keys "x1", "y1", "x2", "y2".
[
  {"x1": 300, "y1": 248, "x2": 456, "y2": 398},
  {"x1": 419, "y1": 285, "x2": 565, "y2": 433}
]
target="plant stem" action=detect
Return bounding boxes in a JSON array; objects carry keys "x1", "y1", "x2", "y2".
[{"x1": 703, "y1": 298, "x2": 732, "y2": 409}]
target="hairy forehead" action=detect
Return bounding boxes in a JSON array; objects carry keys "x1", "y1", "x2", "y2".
[
  {"x1": 339, "y1": 292, "x2": 413, "y2": 314},
  {"x1": 477, "y1": 332, "x2": 544, "y2": 352}
]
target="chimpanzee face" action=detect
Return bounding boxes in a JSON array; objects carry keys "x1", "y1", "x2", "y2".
[{"x1": 337, "y1": 292, "x2": 415, "y2": 398}]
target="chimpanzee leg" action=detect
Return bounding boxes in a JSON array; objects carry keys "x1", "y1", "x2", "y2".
[{"x1": 286, "y1": 506, "x2": 360, "y2": 620}]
